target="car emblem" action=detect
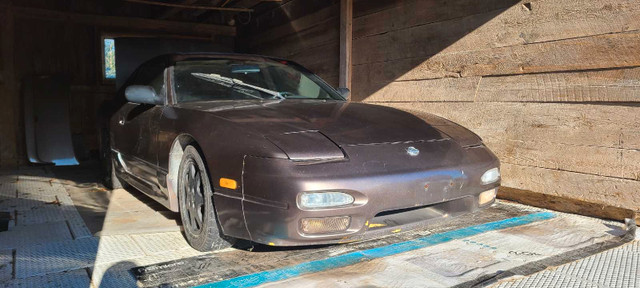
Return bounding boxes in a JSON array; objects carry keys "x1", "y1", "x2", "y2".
[{"x1": 406, "y1": 146, "x2": 420, "y2": 156}]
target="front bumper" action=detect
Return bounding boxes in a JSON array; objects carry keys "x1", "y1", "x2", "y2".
[{"x1": 225, "y1": 140, "x2": 500, "y2": 246}]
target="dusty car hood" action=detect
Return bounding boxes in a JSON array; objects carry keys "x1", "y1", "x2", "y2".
[{"x1": 178, "y1": 100, "x2": 449, "y2": 146}]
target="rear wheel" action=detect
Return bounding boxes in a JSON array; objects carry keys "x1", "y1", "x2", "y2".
[{"x1": 178, "y1": 146, "x2": 234, "y2": 251}]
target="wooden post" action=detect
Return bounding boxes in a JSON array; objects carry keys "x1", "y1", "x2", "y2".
[
  {"x1": 339, "y1": 0, "x2": 352, "y2": 90},
  {"x1": 0, "y1": 0, "x2": 17, "y2": 167}
]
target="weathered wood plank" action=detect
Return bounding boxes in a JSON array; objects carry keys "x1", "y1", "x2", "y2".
[
  {"x1": 339, "y1": 0, "x2": 352, "y2": 89},
  {"x1": 244, "y1": 4, "x2": 338, "y2": 49},
  {"x1": 501, "y1": 163, "x2": 640, "y2": 211},
  {"x1": 353, "y1": 31, "x2": 640, "y2": 95},
  {"x1": 285, "y1": 41, "x2": 340, "y2": 78},
  {"x1": 477, "y1": 68, "x2": 640, "y2": 102},
  {"x1": 361, "y1": 67, "x2": 640, "y2": 103},
  {"x1": 254, "y1": 16, "x2": 338, "y2": 58},
  {"x1": 352, "y1": 0, "x2": 398, "y2": 18},
  {"x1": 370, "y1": 101, "x2": 640, "y2": 180},
  {"x1": 498, "y1": 187, "x2": 637, "y2": 223},
  {"x1": 382, "y1": 102, "x2": 640, "y2": 151},
  {"x1": 364, "y1": 77, "x2": 480, "y2": 102},
  {"x1": 12, "y1": 6, "x2": 236, "y2": 36},
  {"x1": 248, "y1": 0, "x2": 337, "y2": 34},
  {"x1": 353, "y1": 0, "x2": 516, "y2": 39},
  {"x1": 486, "y1": 138, "x2": 640, "y2": 181},
  {"x1": 353, "y1": 0, "x2": 640, "y2": 64}
]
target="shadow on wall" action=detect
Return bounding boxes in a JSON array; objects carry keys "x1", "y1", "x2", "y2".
[
  {"x1": 350, "y1": 0, "x2": 523, "y2": 101},
  {"x1": 237, "y1": 0, "x2": 523, "y2": 98}
]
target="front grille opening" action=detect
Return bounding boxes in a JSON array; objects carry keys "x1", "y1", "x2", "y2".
[
  {"x1": 368, "y1": 196, "x2": 475, "y2": 230},
  {"x1": 375, "y1": 204, "x2": 434, "y2": 218}
]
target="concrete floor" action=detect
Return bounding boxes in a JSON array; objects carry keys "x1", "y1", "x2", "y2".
[{"x1": 0, "y1": 165, "x2": 637, "y2": 287}]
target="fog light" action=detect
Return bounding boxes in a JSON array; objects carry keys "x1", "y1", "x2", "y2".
[
  {"x1": 481, "y1": 168, "x2": 500, "y2": 184},
  {"x1": 300, "y1": 216, "x2": 351, "y2": 234},
  {"x1": 299, "y1": 192, "x2": 354, "y2": 209},
  {"x1": 479, "y1": 188, "x2": 497, "y2": 206}
]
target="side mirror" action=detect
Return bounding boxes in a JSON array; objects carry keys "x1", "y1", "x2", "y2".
[
  {"x1": 125, "y1": 85, "x2": 163, "y2": 105},
  {"x1": 337, "y1": 87, "x2": 351, "y2": 101}
]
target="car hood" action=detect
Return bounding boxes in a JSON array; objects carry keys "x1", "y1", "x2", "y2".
[{"x1": 178, "y1": 100, "x2": 453, "y2": 146}]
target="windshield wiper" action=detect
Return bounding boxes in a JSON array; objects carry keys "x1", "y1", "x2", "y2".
[{"x1": 191, "y1": 73, "x2": 285, "y2": 100}]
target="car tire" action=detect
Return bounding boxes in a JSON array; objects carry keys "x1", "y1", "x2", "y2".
[{"x1": 178, "y1": 145, "x2": 234, "y2": 252}]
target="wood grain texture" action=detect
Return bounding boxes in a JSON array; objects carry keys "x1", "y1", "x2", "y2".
[
  {"x1": 255, "y1": 16, "x2": 339, "y2": 59},
  {"x1": 354, "y1": 31, "x2": 640, "y2": 89},
  {"x1": 384, "y1": 102, "x2": 640, "y2": 151},
  {"x1": 363, "y1": 77, "x2": 480, "y2": 103},
  {"x1": 476, "y1": 68, "x2": 640, "y2": 102},
  {"x1": 339, "y1": 0, "x2": 352, "y2": 89},
  {"x1": 379, "y1": 101, "x2": 640, "y2": 209},
  {"x1": 248, "y1": 0, "x2": 337, "y2": 34},
  {"x1": 353, "y1": 0, "x2": 515, "y2": 39},
  {"x1": 486, "y1": 138, "x2": 640, "y2": 180},
  {"x1": 498, "y1": 187, "x2": 637, "y2": 223},
  {"x1": 501, "y1": 163, "x2": 640, "y2": 210},
  {"x1": 353, "y1": 0, "x2": 640, "y2": 65},
  {"x1": 244, "y1": 4, "x2": 338, "y2": 49},
  {"x1": 362, "y1": 67, "x2": 640, "y2": 103},
  {"x1": 246, "y1": 0, "x2": 340, "y2": 84}
]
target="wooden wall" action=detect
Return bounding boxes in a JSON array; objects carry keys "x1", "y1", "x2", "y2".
[
  {"x1": 0, "y1": 1, "x2": 18, "y2": 167},
  {"x1": 239, "y1": 0, "x2": 340, "y2": 87},
  {"x1": 351, "y1": 0, "x2": 640, "y2": 213},
  {"x1": 0, "y1": 1, "x2": 233, "y2": 167}
]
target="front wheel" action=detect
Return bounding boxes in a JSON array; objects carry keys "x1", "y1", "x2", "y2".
[{"x1": 178, "y1": 146, "x2": 234, "y2": 251}]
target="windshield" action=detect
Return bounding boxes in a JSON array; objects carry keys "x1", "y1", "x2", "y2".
[{"x1": 173, "y1": 59, "x2": 343, "y2": 102}]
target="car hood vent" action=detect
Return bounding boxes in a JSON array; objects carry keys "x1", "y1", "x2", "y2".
[{"x1": 266, "y1": 131, "x2": 345, "y2": 161}]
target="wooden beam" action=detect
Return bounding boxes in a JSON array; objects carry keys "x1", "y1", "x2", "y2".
[
  {"x1": 498, "y1": 187, "x2": 638, "y2": 224},
  {"x1": 232, "y1": 0, "x2": 281, "y2": 9},
  {"x1": 125, "y1": 0, "x2": 252, "y2": 12},
  {"x1": 157, "y1": 0, "x2": 199, "y2": 20},
  {"x1": 13, "y1": 6, "x2": 236, "y2": 36},
  {"x1": 339, "y1": 0, "x2": 352, "y2": 90}
]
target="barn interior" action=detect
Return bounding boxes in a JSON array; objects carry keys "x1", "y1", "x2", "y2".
[{"x1": 0, "y1": 0, "x2": 639, "y2": 286}]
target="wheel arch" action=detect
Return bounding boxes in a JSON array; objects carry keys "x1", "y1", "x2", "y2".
[{"x1": 167, "y1": 133, "x2": 202, "y2": 212}]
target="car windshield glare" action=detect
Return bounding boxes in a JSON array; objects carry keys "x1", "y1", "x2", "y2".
[{"x1": 173, "y1": 59, "x2": 342, "y2": 102}]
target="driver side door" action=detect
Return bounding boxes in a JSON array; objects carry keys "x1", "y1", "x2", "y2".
[{"x1": 112, "y1": 62, "x2": 167, "y2": 194}]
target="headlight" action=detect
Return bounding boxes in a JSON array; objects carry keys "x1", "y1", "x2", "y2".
[
  {"x1": 481, "y1": 168, "x2": 500, "y2": 184},
  {"x1": 299, "y1": 191, "x2": 354, "y2": 209}
]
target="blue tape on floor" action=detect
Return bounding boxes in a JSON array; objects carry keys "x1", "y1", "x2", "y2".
[{"x1": 197, "y1": 211, "x2": 556, "y2": 288}]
